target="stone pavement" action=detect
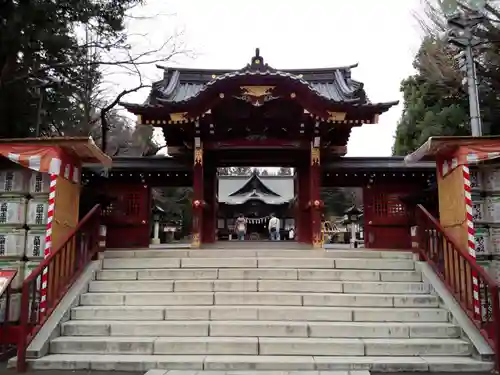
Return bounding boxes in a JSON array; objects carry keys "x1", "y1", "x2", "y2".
[
  {"x1": 143, "y1": 371, "x2": 370, "y2": 375},
  {"x1": 0, "y1": 362, "x2": 491, "y2": 375},
  {"x1": 0, "y1": 368, "x2": 140, "y2": 375}
]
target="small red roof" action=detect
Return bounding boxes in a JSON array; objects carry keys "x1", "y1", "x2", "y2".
[
  {"x1": 404, "y1": 136, "x2": 500, "y2": 164},
  {"x1": 0, "y1": 136, "x2": 112, "y2": 166}
]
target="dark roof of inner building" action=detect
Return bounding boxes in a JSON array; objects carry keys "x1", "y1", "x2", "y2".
[
  {"x1": 146, "y1": 49, "x2": 396, "y2": 108},
  {"x1": 219, "y1": 173, "x2": 294, "y2": 205}
]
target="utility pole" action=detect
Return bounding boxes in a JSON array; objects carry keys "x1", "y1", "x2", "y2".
[
  {"x1": 464, "y1": 40, "x2": 482, "y2": 136},
  {"x1": 440, "y1": 0, "x2": 487, "y2": 137}
]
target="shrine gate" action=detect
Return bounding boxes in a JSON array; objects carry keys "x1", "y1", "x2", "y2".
[{"x1": 84, "y1": 50, "x2": 436, "y2": 249}]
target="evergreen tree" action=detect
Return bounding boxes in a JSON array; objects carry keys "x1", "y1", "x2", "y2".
[
  {"x1": 321, "y1": 188, "x2": 353, "y2": 217},
  {"x1": 393, "y1": 38, "x2": 470, "y2": 155},
  {"x1": 393, "y1": 1, "x2": 500, "y2": 155},
  {"x1": 0, "y1": 0, "x2": 143, "y2": 138}
]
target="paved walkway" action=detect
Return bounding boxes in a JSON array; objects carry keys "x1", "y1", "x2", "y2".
[
  {"x1": 0, "y1": 362, "x2": 139, "y2": 375},
  {"x1": 0, "y1": 362, "x2": 490, "y2": 375},
  {"x1": 144, "y1": 372, "x2": 370, "y2": 375}
]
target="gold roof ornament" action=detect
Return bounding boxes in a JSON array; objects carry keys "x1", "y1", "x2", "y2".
[
  {"x1": 194, "y1": 147, "x2": 203, "y2": 166},
  {"x1": 240, "y1": 86, "x2": 275, "y2": 98},
  {"x1": 327, "y1": 111, "x2": 346, "y2": 122},
  {"x1": 311, "y1": 146, "x2": 320, "y2": 166},
  {"x1": 192, "y1": 232, "x2": 200, "y2": 248},
  {"x1": 169, "y1": 112, "x2": 188, "y2": 123}
]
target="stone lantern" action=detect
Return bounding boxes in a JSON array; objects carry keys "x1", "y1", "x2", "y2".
[{"x1": 344, "y1": 205, "x2": 362, "y2": 248}]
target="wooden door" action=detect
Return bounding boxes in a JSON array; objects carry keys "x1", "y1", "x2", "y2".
[
  {"x1": 102, "y1": 184, "x2": 151, "y2": 248},
  {"x1": 363, "y1": 185, "x2": 413, "y2": 249}
]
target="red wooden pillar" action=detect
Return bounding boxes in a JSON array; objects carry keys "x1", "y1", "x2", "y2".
[
  {"x1": 310, "y1": 142, "x2": 322, "y2": 248},
  {"x1": 192, "y1": 140, "x2": 204, "y2": 248},
  {"x1": 297, "y1": 162, "x2": 310, "y2": 244},
  {"x1": 202, "y1": 162, "x2": 217, "y2": 243},
  {"x1": 293, "y1": 170, "x2": 301, "y2": 242}
]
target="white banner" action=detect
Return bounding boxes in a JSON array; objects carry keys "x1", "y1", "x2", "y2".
[{"x1": 247, "y1": 216, "x2": 270, "y2": 224}]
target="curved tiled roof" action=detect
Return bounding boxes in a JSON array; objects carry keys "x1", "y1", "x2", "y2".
[
  {"x1": 219, "y1": 173, "x2": 294, "y2": 206},
  {"x1": 121, "y1": 49, "x2": 399, "y2": 114},
  {"x1": 222, "y1": 190, "x2": 291, "y2": 206},
  {"x1": 151, "y1": 66, "x2": 366, "y2": 105}
]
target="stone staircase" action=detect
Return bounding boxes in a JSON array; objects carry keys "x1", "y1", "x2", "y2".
[{"x1": 27, "y1": 248, "x2": 494, "y2": 372}]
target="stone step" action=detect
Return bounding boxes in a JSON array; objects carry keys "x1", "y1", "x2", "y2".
[
  {"x1": 140, "y1": 371, "x2": 368, "y2": 375},
  {"x1": 87, "y1": 280, "x2": 429, "y2": 294},
  {"x1": 50, "y1": 336, "x2": 258, "y2": 355},
  {"x1": 101, "y1": 257, "x2": 415, "y2": 270},
  {"x1": 18, "y1": 354, "x2": 495, "y2": 372},
  {"x1": 103, "y1": 249, "x2": 415, "y2": 259},
  {"x1": 96, "y1": 268, "x2": 422, "y2": 282},
  {"x1": 71, "y1": 305, "x2": 449, "y2": 322},
  {"x1": 143, "y1": 371, "x2": 365, "y2": 375},
  {"x1": 61, "y1": 320, "x2": 462, "y2": 338},
  {"x1": 79, "y1": 292, "x2": 438, "y2": 307},
  {"x1": 49, "y1": 336, "x2": 471, "y2": 356}
]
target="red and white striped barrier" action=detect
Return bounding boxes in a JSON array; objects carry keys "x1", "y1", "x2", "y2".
[
  {"x1": 40, "y1": 174, "x2": 57, "y2": 312},
  {"x1": 462, "y1": 164, "x2": 481, "y2": 318}
]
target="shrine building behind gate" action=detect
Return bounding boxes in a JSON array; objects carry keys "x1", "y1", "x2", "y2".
[{"x1": 86, "y1": 49, "x2": 436, "y2": 249}]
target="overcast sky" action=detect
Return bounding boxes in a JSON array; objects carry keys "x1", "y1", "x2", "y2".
[{"x1": 119, "y1": 0, "x2": 424, "y2": 157}]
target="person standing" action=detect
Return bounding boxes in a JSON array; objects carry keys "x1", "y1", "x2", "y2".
[
  {"x1": 234, "y1": 214, "x2": 247, "y2": 241},
  {"x1": 268, "y1": 213, "x2": 280, "y2": 241}
]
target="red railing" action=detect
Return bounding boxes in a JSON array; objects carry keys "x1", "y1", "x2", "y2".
[
  {"x1": 415, "y1": 204, "x2": 500, "y2": 370},
  {"x1": 16, "y1": 204, "x2": 102, "y2": 372},
  {"x1": 0, "y1": 270, "x2": 18, "y2": 360}
]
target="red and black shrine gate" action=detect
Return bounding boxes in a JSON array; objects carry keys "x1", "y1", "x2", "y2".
[
  {"x1": 83, "y1": 155, "x2": 435, "y2": 249},
  {"x1": 86, "y1": 50, "x2": 436, "y2": 249}
]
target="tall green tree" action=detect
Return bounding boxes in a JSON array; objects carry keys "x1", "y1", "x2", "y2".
[
  {"x1": 0, "y1": 0, "x2": 143, "y2": 138},
  {"x1": 393, "y1": 37, "x2": 470, "y2": 155},
  {"x1": 321, "y1": 188, "x2": 353, "y2": 217},
  {"x1": 0, "y1": 0, "x2": 182, "y2": 156},
  {"x1": 393, "y1": 1, "x2": 500, "y2": 155}
]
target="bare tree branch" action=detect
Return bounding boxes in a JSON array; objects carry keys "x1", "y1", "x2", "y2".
[{"x1": 99, "y1": 82, "x2": 151, "y2": 153}]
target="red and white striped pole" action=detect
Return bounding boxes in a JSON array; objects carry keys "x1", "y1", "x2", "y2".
[
  {"x1": 463, "y1": 164, "x2": 481, "y2": 318},
  {"x1": 40, "y1": 173, "x2": 57, "y2": 312}
]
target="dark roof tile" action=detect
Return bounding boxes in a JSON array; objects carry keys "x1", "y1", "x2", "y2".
[
  {"x1": 122, "y1": 50, "x2": 398, "y2": 112},
  {"x1": 152, "y1": 66, "x2": 365, "y2": 105}
]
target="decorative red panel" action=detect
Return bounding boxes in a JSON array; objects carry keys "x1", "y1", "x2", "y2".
[
  {"x1": 102, "y1": 184, "x2": 150, "y2": 248},
  {"x1": 365, "y1": 226, "x2": 412, "y2": 249},
  {"x1": 363, "y1": 185, "x2": 415, "y2": 249}
]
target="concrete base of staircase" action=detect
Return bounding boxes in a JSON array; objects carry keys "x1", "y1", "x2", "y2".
[
  {"x1": 144, "y1": 371, "x2": 370, "y2": 375},
  {"x1": 10, "y1": 247, "x2": 495, "y2": 373},
  {"x1": 12, "y1": 355, "x2": 494, "y2": 372}
]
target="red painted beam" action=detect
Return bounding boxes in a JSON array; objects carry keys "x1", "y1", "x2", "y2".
[{"x1": 204, "y1": 139, "x2": 309, "y2": 150}]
